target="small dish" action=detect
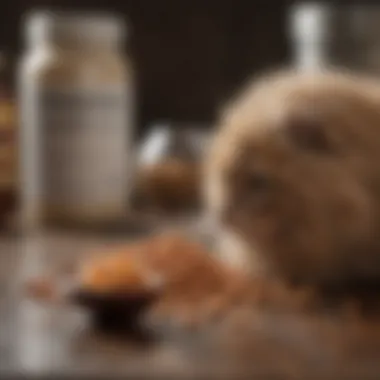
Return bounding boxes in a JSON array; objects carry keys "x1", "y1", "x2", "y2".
[{"x1": 69, "y1": 287, "x2": 159, "y2": 333}]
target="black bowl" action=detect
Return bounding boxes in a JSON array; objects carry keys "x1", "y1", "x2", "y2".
[{"x1": 69, "y1": 288, "x2": 159, "y2": 335}]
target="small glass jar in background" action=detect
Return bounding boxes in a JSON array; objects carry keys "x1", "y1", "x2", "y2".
[
  {"x1": 131, "y1": 122, "x2": 210, "y2": 214},
  {"x1": 19, "y1": 11, "x2": 135, "y2": 230},
  {"x1": 289, "y1": 3, "x2": 380, "y2": 75},
  {"x1": 328, "y1": 6, "x2": 380, "y2": 75}
]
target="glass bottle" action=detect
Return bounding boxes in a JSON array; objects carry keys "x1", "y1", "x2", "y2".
[{"x1": 19, "y1": 11, "x2": 135, "y2": 230}]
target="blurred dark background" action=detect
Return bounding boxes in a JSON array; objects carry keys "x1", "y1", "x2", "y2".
[{"x1": 0, "y1": 0, "x2": 291, "y2": 132}]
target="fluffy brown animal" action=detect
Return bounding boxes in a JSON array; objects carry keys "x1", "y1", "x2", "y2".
[{"x1": 205, "y1": 69, "x2": 380, "y2": 293}]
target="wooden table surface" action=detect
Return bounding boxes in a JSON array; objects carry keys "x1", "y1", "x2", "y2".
[{"x1": 1, "y1": 227, "x2": 380, "y2": 379}]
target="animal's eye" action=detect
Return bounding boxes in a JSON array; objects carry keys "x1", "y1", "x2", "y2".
[
  {"x1": 286, "y1": 111, "x2": 331, "y2": 153},
  {"x1": 245, "y1": 172, "x2": 271, "y2": 192}
]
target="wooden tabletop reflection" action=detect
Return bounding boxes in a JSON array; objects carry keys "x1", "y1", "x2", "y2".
[{"x1": 1, "y1": 229, "x2": 380, "y2": 379}]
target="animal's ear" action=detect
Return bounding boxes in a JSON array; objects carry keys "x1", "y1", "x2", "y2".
[{"x1": 284, "y1": 110, "x2": 331, "y2": 153}]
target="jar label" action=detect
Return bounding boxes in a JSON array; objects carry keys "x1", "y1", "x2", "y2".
[{"x1": 21, "y1": 85, "x2": 133, "y2": 223}]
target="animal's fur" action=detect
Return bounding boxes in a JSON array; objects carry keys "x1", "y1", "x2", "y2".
[{"x1": 205, "y1": 69, "x2": 380, "y2": 289}]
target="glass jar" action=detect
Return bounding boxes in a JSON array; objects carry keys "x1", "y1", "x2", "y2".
[
  {"x1": 132, "y1": 122, "x2": 209, "y2": 214},
  {"x1": 327, "y1": 6, "x2": 380, "y2": 75},
  {"x1": 19, "y1": 11, "x2": 135, "y2": 230},
  {"x1": 289, "y1": 3, "x2": 380, "y2": 75}
]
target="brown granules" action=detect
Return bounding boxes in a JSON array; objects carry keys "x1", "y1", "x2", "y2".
[
  {"x1": 131, "y1": 233, "x2": 321, "y2": 327},
  {"x1": 133, "y1": 159, "x2": 200, "y2": 212},
  {"x1": 79, "y1": 251, "x2": 148, "y2": 294},
  {"x1": 25, "y1": 232, "x2": 380, "y2": 329}
]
